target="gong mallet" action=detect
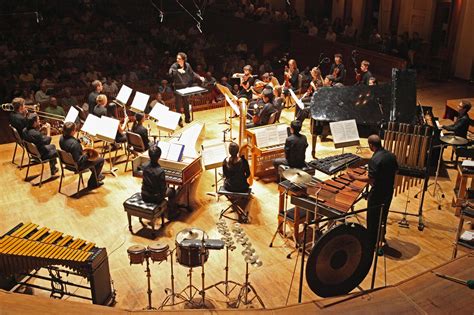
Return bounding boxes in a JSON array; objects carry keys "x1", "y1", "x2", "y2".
[{"x1": 433, "y1": 272, "x2": 474, "y2": 289}]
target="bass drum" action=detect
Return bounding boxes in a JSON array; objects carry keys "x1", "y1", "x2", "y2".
[
  {"x1": 175, "y1": 228, "x2": 209, "y2": 267},
  {"x1": 305, "y1": 223, "x2": 372, "y2": 297}
]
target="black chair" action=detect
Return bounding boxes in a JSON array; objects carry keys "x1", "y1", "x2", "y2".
[
  {"x1": 125, "y1": 131, "x2": 147, "y2": 172},
  {"x1": 217, "y1": 187, "x2": 252, "y2": 223},
  {"x1": 9, "y1": 125, "x2": 26, "y2": 169},
  {"x1": 57, "y1": 149, "x2": 93, "y2": 195},
  {"x1": 23, "y1": 141, "x2": 57, "y2": 187}
]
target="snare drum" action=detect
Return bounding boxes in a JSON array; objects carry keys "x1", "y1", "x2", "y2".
[
  {"x1": 148, "y1": 243, "x2": 169, "y2": 262},
  {"x1": 127, "y1": 245, "x2": 146, "y2": 265},
  {"x1": 175, "y1": 228, "x2": 209, "y2": 267}
]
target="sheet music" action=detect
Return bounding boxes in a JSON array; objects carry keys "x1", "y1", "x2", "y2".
[
  {"x1": 157, "y1": 141, "x2": 171, "y2": 158},
  {"x1": 276, "y1": 124, "x2": 289, "y2": 144},
  {"x1": 202, "y1": 142, "x2": 227, "y2": 169},
  {"x1": 175, "y1": 122, "x2": 204, "y2": 158},
  {"x1": 176, "y1": 86, "x2": 207, "y2": 95},
  {"x1": 116, "y1": 85, "x2": 133, "y2": 105},
  {"x1": 224, "y1": 94, "x2": 240, "y2": 115},
  {"x1": 81, "y1": 114, "x2": 101, "y2": 136},
  {"x1": 329, "y1": 119, "x2": 360, "y2": 147},
  {"x1": 167, "y1": 143, "x2": 184, "y2": 162},
  {"x1": 130, "y1": 91, "x2": 150, "y2": 113},
  {"x1": 156, "y1": 110, "x2": 181, "y2": 132},
  {"x1": 254, "y1": 128, "x2": 271, "y2": 147},
  {"x1": 254, "y1": 124, "x2": 288, "y2": 147},
  {"x1": 64, "y1": 106, "x2": 79, "y2": 123},
  {"x1": 289, "y1": 88, "x2": 304, "y2": 110},
  {"x1": 96, "y1": 116, "x2": 120, "y2": 143},
  {"x1": 149, "y1": 103, "x2": 169, "y2": 120}
]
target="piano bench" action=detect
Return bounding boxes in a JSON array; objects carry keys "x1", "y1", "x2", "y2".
[
  {"x1": 123, "y1": 192, "x2": 167, "y2": 237},
  {"x1": 217, "y1": 187, "x2": 252, "y2": 223}
]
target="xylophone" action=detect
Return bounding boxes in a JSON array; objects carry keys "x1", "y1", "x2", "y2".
[{"x1": 0, "y1": 222, "x2": 115, "y2": 305}]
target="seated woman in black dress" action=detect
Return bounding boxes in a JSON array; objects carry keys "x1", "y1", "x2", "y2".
[{"x1": 222, "y1": 142, "x2": 250, "y2": 192}]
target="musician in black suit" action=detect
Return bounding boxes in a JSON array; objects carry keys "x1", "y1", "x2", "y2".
[
  {"x1": 329, "y1": 54, "x2": 346, "y2": 84},
  {"x1": 23, "y1": 113, "x2": 58, "y2": 174},
  {"x1": 141, "y1": 145, "x2": 177, "y2": 217},
  {"x1": 246, "y1": 88, "x2": 276, "y2": 128},
  {"x1": 273, "y1": 120, "x2": 308, "y2": 172},
  {"x1": 168, "y1": 52, "x2": 204, "y2": 124},
  {"x1": 356, "y1": 60, "x2": 372, "y2": 85},
  {"x1": 348, "y1": 135, "x2": 398, "y2": 251},
  {"x1": 59, "y1": 122, "x2": 105, "y2": 189},
  {"x1": 441, "y1": 100, "x2": 471, "y2": 138},
  {"x1": 222, "y1": 142, "x2": 251, "y2": 193},
  {"x1": 9, "y1": 97, "x2": 28, "y2": 135},
  {"x1": 131, "y1": 113, "x2": 150, "y2": 150}
]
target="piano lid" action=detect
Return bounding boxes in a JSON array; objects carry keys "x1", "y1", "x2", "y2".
[{"x1": 309, "y1": 84, "x2": 392, "y2": 125}]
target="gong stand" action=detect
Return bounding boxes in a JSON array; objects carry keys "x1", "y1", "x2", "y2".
[
  {"x1": 159, "y1": 248, "x2": 188, "y2": 309},
  {"x1": 296, "y1": 206, "x2": 384, "y2": 303}
]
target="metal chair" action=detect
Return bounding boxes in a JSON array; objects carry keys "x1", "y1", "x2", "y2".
[
  {"x1": 57, "y1": 149, "x2": 92, "y2": 195},
  {"x1": 23, "y1": 141, "x2": 56, "y2": 187},
  {"x1": 9, "y1": 125, "x2": 26, "y2": 169},
  {"x1": 125, "y1": 131, "x2": 147, "y2": 172},
  {"x1": 217, "y1": 187, "x2": 252, "y2": 223}
]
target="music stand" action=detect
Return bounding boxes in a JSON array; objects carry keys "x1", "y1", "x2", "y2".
[
  {"x1": 175, "y1": 86, "x2": 207, "y2": 121},
  {"x1": 216, "y1": 83, "x2": 237, "y2": 126},
  {"x1": 202, "y1": 142, "x2": 227, "y2": 199}
]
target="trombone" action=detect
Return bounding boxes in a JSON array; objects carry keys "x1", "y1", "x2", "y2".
[{"x1": 1, "y1": 102, "x2": 65, "y2": 122}]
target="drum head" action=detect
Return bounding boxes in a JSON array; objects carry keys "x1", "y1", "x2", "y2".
[
  {"x1": 148, "y1": 243, "x2": 169, "y2": 252},
  {"x1": 176, "y1": 227, "x2": 208, "y2": 244},
  {"x1": 127, "y1": 245, "x2": 146, "y2": 254},
  {"x1": 305, "y1": 223, "x2": 372, "y2": 297}
]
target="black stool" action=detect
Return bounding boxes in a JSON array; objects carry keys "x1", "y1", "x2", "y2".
[
  {"x1": 217, "y1": 187, "x2": 252, "y2": 223},
  {"x1": 452, "y1": 204, "x2": 474, "y2": 259},
  {"x1": 123, "y1": 192, "x2": 167, "y2": 237}
]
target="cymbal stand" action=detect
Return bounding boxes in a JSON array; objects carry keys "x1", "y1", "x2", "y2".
[
  {"x1": 206, "y1": 220, "x2": 241, "y2": 300},
  {"x1": 269, "y1": 185, "x2": 298, "y2": 248},
  {"x1": 427, "y1": 144, "x2": 446, "y2": 209},
  {"x1": 159, "y1": 248, "x2": 188, "y2": 309},
  {"x1": 230, "y1": 223, "x2": 265, "y2": 308}
]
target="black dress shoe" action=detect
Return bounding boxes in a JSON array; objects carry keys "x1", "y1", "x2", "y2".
[
  {"x1": 88, "y1": 181, "x2": 104, "y2": 189},
  {"x1": 178, "y1": 120, "x2": 184, "y2": 128},
  {"x1": 185, "y1": 119, "x2": 192, "y2": 124},
  {"x1": 98, "y1": 174, "x2": 105, "y2": 181},
  {"x1": 51, "y1": 167, "x2": 59, "y2": 175}
]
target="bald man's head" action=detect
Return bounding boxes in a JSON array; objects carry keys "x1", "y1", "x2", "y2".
[{"x1": 368, "y1": 134, "x2": 382, "y2": 151}]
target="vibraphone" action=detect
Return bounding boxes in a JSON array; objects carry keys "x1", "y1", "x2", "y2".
[
  {"x1": 383, "y1": 122, "x2": 433, "y2": 230},
  {"x1": 0, "y1": 222, "x2": 115, "y2": 305}
]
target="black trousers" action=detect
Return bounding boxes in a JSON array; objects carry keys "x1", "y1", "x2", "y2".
[
  {"x1": 81, "y1": 157, "x2": 104, "y2": 188},
  {"x1": 142, "y1": 187, "x2": 177, "y2": 218},
  {"x1": 366, "y1": 189, "x2": 394, "y2": 251},
  {"x1": 41, "y1": 144, "x2": 58, "y2": 172},
  {"x1": 174, "y1": 93, "x2": 191, "y2": 122}
]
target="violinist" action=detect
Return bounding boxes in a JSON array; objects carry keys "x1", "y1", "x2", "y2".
[
  {"x1": 284, "y1": 59, "x2": 299, "y2": 90},
  {"x1": 232, "y1": 65, "x2": 255, "y2": 100},
  {"x1": 9, "y1": 97, "x2": 28, "y2": 136},
  {"x1": 93, "y1": 94, "x2": 128, "y2": 144},
  {"x1": 329, "y1": 54, "x2": 346, "y2": 84},
  {"x1": 355, "y1": 60, "x2": 372, "y2": 85},
  {"x1": 252, "y1": 72, "x2": 273, "y2": 96},
  {"x1": 273, "y1": 86, "x2": 285, "y2": 112},
  {"x1": 246, "y1": 88, "x2": 276, "y2": 129},
  {"x1": 295, "y1": 70, "x2": 328, "y2": 122}
]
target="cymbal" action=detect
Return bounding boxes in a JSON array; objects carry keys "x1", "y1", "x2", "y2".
[
  {"x1": 440, "y1": 135, "x2": 468, "y2": 145},
  {"x1": 282, "y1": 168, "x2": 313, "y2": 185}
]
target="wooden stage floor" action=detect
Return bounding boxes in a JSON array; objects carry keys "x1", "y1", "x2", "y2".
[{"x1": 0, "y1": 79, "x2": 472, "y2": 311}]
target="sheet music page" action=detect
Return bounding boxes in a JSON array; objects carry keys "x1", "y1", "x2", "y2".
[
  {"x1": 289, "y1": 88, "x2": 304, "y2": 109},
  {"x1": 116, "y1": 85, "x2": 133, "y2": 104},
  {"x1": 202, "y1": 142, "x2": 227, "y2": 168},
  {"x1": 81, "y1": 114, "x2": 101, "y2": 136},
  {"x1": 276, "y1": 124, "x2": 289, "y2": 144},
  {"x1": 157, "y1": 141, "x2": 171, "y2": 159},
  {"x1": 130, "y1": 91, "x2": 150, "y2": 112},
  {"x1": 329, "y1": 119, "x2": 360, "y2": 144},
  {"x1": 254, "y1": 128, "x2": 270, "y2": 147},
  {"x1": 265, "y1": 125, "x2": 279, "y2": 147},
  {"x1": 97, "y1": 116, "x2": 120, "y2": 142},
  {"x1": 166, "y1": 143, "x2": 184, "y2": 162},
  {"x1": 156, "y1": 110, "x2": 181, "y2": 132},
  {"x1": 176, "y1": 86, "x2": 206, "y2": 95},
  {"x1": 64, "y1": 106, "x2": 79, "y2": 123},
  {"x1": 149, "y1": 103, "x2": 169, "y2": 120},
  {"x1": 224, "y1": 94, "x2": 240, "y2": 115},
  {"x1": 175, "y1": 122, "x2": 204, "y2": 158}
]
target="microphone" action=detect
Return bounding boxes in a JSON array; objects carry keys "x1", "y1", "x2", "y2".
[
  {"x1": 196, "y1": 10, "x2": 203, "y2": 20},
  {"x1": 159, "y1": 11, "x2": 164, "y2": 23},
  {"x1": 196, "y1": 22, "x2": 202, "y2": 33}
]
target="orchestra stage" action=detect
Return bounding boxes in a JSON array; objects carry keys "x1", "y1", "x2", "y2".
[{"x1": 0, "y1": 79, "x2": 472, "y2": 312}]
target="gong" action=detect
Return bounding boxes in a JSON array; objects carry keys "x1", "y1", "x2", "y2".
[{"x1": 305, "y1": 223, "x2": 372, "y2": 297}]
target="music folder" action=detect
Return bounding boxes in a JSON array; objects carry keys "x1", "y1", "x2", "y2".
[
  {"x1": 96, "y1": 116, "x2": 120, "y2": 143},
  {"x1": 130, "y1": 91, "x2": 150, "y2": 113},
  {"x1": 224, "y1": 94, "x2": 240, "y2": 116},
  {"x1": 148, "y1": 103, "x2": 169, "y2": 121},
  {"x1": 64, "y1": 106, "x2": 79, "y2": 123},
  {"x1": 114, "y1": 84, "x2": 133, "y2": 106},
  {"x1": 157, "y1": 141, "x2": 184, "y2": 162},
  {"x1": 81, "y1": 114, "x2": 101, "y2": 136},
  {"x1": 155, "y1": 110, "x2": 181, "y2": 133},
  {"x1": 329, "y1": 119, "x2": 360, "y2": 149}
]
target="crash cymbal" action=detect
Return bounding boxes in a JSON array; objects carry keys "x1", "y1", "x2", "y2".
[
  {"x1": 282, "y1": 168, "x2": 313, "y2": 185},
  {"x1": 440, "y1": 135, "x2": 468, "y2": 145}
]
